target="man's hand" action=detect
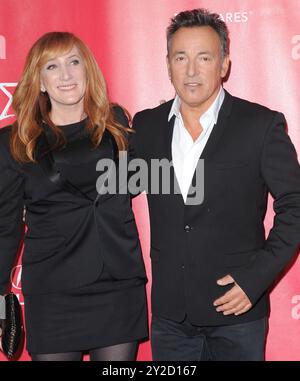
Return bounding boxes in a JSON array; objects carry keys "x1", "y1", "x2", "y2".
[{"x1": 213, "y1": 275, "x2": 252, "y2": 316}]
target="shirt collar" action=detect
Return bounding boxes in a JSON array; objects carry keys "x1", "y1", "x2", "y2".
[{"x1": 168, "y1": 86, "x2": 225, "y2": 126}]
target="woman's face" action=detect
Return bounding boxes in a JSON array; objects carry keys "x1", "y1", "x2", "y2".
[{"x1": 40, "y1": 45, "x2": 86, "y2": 112}]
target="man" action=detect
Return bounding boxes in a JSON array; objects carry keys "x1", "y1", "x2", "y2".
[{"x1": 131, "y1": 9, "x2": 300, "y2": 361}]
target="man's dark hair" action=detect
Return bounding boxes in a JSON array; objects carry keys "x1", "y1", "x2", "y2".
[{"x1": 167, "y1": 8, "x2": 229, "y2": 58}]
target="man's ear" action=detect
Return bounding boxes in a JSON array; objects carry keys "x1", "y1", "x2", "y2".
[
  {"x1": 221, "y1": 55, "x2": 230, "y2": 79},
  {"x1": 166, "y1": 55, "x2": 171, "y2": 81}
]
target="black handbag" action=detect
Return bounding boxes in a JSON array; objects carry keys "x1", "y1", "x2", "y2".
[{"x1": 1, "y1": 293, "x2": 23, "y2": 359}]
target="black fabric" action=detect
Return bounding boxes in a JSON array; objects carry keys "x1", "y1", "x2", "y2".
[
  {"x1": 151, "y1": 315, "x2": 267, "y2": 361},
  {"x1": 0, "y1": 106, "x2": 148, "y2": 354},
  {"x1": 131, "y1": 90, "x2": 300, "y2": 326},
  {"x1": 24, "y1": 266, "x2": 147, "y2": 354},
  {"x1": 0, "y1": 106, "x2": 146, "y2": 296},
  {"x1": 41, "y1": 118, "x2": 114, "y2": 201}
]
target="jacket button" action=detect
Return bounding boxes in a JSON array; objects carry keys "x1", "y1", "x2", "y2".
[{"x1": 184, "y1": 225, "x2": 191, "y2": 232}]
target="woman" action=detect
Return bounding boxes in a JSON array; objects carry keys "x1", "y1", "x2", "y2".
[{"x1": 0, "y1": 32, "x2": 148, "y2": 361}]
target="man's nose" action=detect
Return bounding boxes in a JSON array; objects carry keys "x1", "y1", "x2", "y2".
[{"x1": 186, "y1": 59, "x2": 198, "y2": 77}]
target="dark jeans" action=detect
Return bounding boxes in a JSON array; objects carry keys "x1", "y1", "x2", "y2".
[{"x1": 151, "y1": 315, "x2": 268, "y2": 361}]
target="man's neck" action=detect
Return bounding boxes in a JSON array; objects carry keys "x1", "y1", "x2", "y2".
[{"x1": 179, "y1": 86, "x2": 222, "y2": 122}]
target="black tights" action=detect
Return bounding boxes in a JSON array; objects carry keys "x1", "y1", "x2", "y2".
[{"x1": 31, "y1": 341, "x2": 138, "y2": 361}]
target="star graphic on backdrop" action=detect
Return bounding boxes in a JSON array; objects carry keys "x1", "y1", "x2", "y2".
[{"x1": 0, "y1": 82, "x2": 17, "y2": 121}]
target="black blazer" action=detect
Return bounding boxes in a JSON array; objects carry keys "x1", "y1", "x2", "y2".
[
  {"x1": 0, "y1": 107, "x2": 146, "y2": 295},
  {"x1": 131, "y1": 90, "x2": 300, "y2": 326}
]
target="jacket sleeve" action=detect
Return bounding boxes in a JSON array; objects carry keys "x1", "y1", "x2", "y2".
[
  {"x1": 0, "y1": 131, "x2": 25, "y2": 295},
  {"x1": 130, "y1": 112, "x2": 144, "y2": 160},
  {"x1": 128, "y1": 112, "x2": 147, "y2": 198},
  {"x1": 230, "y1": 112, "x2": 300, "y2": 305},
  {"x1": 111, "y1": 105, "x2": 139, "y2": 199}
]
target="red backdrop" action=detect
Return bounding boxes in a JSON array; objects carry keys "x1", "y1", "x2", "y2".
[{"x1": 0, "y1": 0, "x2": 299, "y2": 361}]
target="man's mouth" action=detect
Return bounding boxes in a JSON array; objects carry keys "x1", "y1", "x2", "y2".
[{"x1": 184, "y1": 82, "x2": 201, "y2": 87}]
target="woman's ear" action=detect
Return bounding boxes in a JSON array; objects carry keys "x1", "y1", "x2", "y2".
[{"x1": 40, "y1": 82, "x2": 46, "y2": 93}]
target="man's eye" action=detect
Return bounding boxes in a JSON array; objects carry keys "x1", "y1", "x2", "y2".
[{"x1": 175, "y1": 56, "x2": 185, "y2": 61}]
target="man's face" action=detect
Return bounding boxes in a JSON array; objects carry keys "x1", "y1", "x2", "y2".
[{"x1": 167, "y1": 26, "x2": 229, "y2": 114}]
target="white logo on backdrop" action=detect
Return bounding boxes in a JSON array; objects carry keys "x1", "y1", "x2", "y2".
[
  {"x1": 291, "y1": 35, "x2": 300, "y2": 60},
  {"x1": 0, "y1": 83, "x2": 17, "y2": 121},
  {"x1": 291, "y1": 295, "x2": 300, "y2": 320},
  {"x1": 219, "y1": 12, "x2": 249, "y2": 23},
  {"x1": 173, "y1": 11, "x2": 251, "y2": 23},
  {"x1": 10, "y1": 265, "x2": 24, "y2": 305},
  {"x1": 0, "y1": 35, "x2": 6, "y2": 59}
]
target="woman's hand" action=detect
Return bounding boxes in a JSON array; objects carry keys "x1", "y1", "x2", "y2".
[
  {"x1": 0, "y1": 319, "x2": 3, "y2": 352},
  {"x1": 0, "y1": 295, "x2": 5, "y2": 352}
]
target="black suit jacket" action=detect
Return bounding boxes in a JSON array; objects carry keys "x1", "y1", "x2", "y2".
[
  {"x1": 131, "y1": 90, "x2": 300, "y2": 325},
  {"x1": 0, "y1": 107, "x2": 146, "y2": 295}
]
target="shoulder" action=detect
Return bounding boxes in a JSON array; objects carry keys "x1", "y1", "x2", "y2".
[
  {"x1": 111, "y1": 104, "x2": 130, "y2": 128},
  {"x1": 0, "y1": 125, "x2": 12, "y2": 152},
  {"x1": 0, "y1": 124, "x2": 12, "y2": 138},
  {"x1": 223, "y1": 92, "x2": 285, "y2": 139},
  {"x1": 133, "y1": 100, "x2": 174, "y2": 125},
  {"x1": 230, "y1": 93, "x2": 283, "y2": 125},
  {"x1": 0, "y1": 125, "x2": 24, "y2": 172},
  {"x1": 0, "y1": 125, "x2": 15, "y2": 168}
]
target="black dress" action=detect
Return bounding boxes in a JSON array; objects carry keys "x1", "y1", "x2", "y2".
[{"x1": 23, "y1": 119, "x2": 148, "y2": 354}]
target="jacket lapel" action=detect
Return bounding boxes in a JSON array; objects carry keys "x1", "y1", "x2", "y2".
[
  {"x1": 161, "y1": 104, "x2": 184, "y2": 200},
  {"x1": 200, "y1": 90, "x2": 233, "y2": 160},
  {"x1": 165, "y1": 91, "x2": 233, "y2": 202},
  {"x1": 185, "y1": 91, "x2": 233, "y2": 203},
  {"x1": 163, "y1": 91, "x2": 233, "y2": 167},
  {"x1": 165, "y1": 114, "x2": 175, "y2": 163}
]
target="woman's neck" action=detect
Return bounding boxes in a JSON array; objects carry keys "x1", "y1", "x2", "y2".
[{"x1": 49, "y1": 105, "x2": 86, "y2": 126}]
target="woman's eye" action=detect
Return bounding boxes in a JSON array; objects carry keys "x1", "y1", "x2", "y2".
[
  {"x1": 46, "y1": 64, "x2": 56, "y2": 70},
  {"x1": 71, "y1": 59, "x2": 80, "y2": 65}
]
